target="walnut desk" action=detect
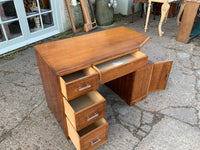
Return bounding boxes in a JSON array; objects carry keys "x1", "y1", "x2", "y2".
[{"x1": 34, "y1": 26, "x2": 172, "y2": 150}]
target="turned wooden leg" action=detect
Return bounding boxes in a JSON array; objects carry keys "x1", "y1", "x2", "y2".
[
  {"x1": 158, "y1": 2, "x2": 170, "y2": 36},
  {"x1": 165, "y1": 9, "x2": 169, "y2": 23},
  {"x1": 131, "y1": 3, "x2": 135, "y2": 23},
  {"x1": 177, "y1": 0, "x2": 186, "y2": 26},
  {"x1": 144, "y1": 0, "x2": 152, "y2": 32}
]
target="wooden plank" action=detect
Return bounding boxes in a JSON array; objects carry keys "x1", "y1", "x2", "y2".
[
  {"x1": 176, "y1": 1, "x2": 199, "y2": 43},
  {"x1": 34, "y1": 27, "x2": 149, "y2": 76}
]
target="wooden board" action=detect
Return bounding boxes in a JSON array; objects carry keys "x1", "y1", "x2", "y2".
[
  {"x1": 176, "y1": 1, "x2": 200, "y2": 43},
  {"x1": 34, "y1": 27, "x2": 149, "y2": 76}
]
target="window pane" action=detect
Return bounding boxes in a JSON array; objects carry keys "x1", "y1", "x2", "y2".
[
  {"x1": 23, "y1": 0, "x2": 39, "y2": 16},
  {"x1": 0, "y1": 0, "x2": 17, "y2": 21},
  {"x1": 27, "y1": 15, "x2": 42, "y2": 32},
  {"x1": 0, "y1": 25, "x2": 6, "y2": 42},
  {"x1": 42, "y1": 13, "x2": 53, "y2": 28},
  {"x1": 3, "y1": 21, "x2": 22, "y2": 40},
  {"x1": 39, "y1": 0, "x2": 51, "y2": 12}
]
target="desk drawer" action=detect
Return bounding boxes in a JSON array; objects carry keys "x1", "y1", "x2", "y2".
[
  {"x1": 63, "y1": 91, "x2": 106, "y2": 131},
  {"x1": 66, "y1": 117, "x2": 108, "y2": 150},
  {"x1": 93, "y1": 51, "x2": 148, "y2": 84},
  {"x1": 60, "y1": 67, "x2": 99, "y2": 100}
]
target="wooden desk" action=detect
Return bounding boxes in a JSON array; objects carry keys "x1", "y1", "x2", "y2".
[{"x1": 35, "y1": 27, "x2": 172, "y2": 150}]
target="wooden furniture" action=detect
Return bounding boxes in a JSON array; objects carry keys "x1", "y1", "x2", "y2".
[
  {"x1": 35, "y1": 27, "x2": 173, "y2": 150},
  {"x1": 144, "y1": 0, "x2": 185, "y2": 36},
  {"x1": 131, "y1": 0, "x2": 148, "y2": 23},
  {"x1": 152, "y1": 2, "x2": 178, "y2": 18},
  {"x1": 64, "y1": 0, "x2": 97, "y2": 33},
  {"x1": 176, "y1": 0, "x2": 200, "y2": 43},
  {"x1": 131, "y1": 1, "x2": 177, "y2": 23},
  {"x1": 106, "y1": 60, "x2": 173, "y2": 105}
]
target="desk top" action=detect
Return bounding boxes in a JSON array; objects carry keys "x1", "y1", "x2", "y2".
[{"x1": 35, "y1": 26, "x2": 149, "y2": 76}]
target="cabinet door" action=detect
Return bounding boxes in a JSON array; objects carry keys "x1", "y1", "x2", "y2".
[{"x1": 149, "y1": 61, "x2": 173, "y2": 92}]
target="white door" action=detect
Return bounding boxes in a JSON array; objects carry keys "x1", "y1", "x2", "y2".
[{"x1": 0, "y1": 0, "x2": 62, "y2": 55}]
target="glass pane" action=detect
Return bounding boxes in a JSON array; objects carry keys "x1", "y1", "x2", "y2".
[
  {"x1": 0, "y1": 0, "x2": 17, "y2": 21},
  {"x1": 42, "y1": 13, "x2": 53, "y2": 28},
  {"x1": 3, "y1": 21, "x2": 22, "y2": 40},
  {"x1": 27, "y1": 15, "x2": 42, "y2": 32},
  {"x1": 0, "y1": 25, "x2": 6, "y2": 42},
  {"x1": 39, "y1": 0, "x2": 51, "y2": 12},
  {"x1": 23, "y1": 0, "x2": 39, "y2": 16}
]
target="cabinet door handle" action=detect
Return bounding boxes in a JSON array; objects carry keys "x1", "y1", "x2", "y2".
[
  {"x1": 165, "y1": 73, "x2": 169, "y2": 80},
  {"x1": 87, "y1": 113, "x2": 99, "y2": 121},
  {"x1": 78, "y1": 85, "x2": 91, "y2": 91},
  {"x1": 91, "y1": 138, "x2": 101, "y2": 146}
]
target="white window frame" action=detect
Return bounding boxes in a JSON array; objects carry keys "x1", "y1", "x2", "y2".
[{"x1": 0, "y1": 0, "x2": 64, "y2": 55}]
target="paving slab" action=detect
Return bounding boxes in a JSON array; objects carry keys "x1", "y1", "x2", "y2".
[
  {"x1": 0, "y1": 102, "x2": 74, "y2": 150},
  {"x1": 135, "y1": 117, "x2": 200, "y2": 150},
  {"x1": 160, "y1": 107, "x2": 198, "y2": 125},
  {"x1": 97, "y1": 124, "x2": 139, "y2": 150}
]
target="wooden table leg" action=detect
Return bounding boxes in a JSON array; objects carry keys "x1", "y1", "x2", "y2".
[
  {"x1": 177, "y1": 0, "x2": 186, "y2": 26},
  {"x1": 144, "y1": 0, "x2": 152, "y2": 32},
  {"x1": 131, "y1": 3, "x2": 135, "y2": 23},
  {"x1": 158, "y1": 2, "x2": 170, "y2": 36}
]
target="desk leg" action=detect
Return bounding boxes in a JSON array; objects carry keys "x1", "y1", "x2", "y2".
[
  {"x1": 177, "y1": 0, "x2": 186, "y2": 26},
  {"x1": 144, "y1": 0, "x2": 152, "y2": 32},
  {"x1": 158, "y1": 2, "x2": 170, "y2": 36}
]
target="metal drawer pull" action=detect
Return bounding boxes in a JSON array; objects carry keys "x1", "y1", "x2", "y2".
[
  {"x1": 79, "y1": 85, "x2": 91, "y2": 91},
  {"x1": 79, "y1": 76, "x2": 87, "y2": 80},
  {"x1": 87, "y1": 113, "x2": 99, "y2": 121},
  {"x1": 91, "y1": 138, "x2": 101, "y2": 146}
]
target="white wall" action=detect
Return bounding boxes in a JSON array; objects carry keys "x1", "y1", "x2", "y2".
[{"x1": 114, "y1": 0, "x2": 141, "y2": 15}]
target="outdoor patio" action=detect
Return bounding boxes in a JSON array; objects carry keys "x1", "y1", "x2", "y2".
[{"x1": 0, "y1": 14, "x2": 200, "y2": 150}]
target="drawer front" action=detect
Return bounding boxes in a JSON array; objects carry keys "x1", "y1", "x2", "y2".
[
  {"x1": 76, "y1": 101, "x2": 106, "y2": 131},
  {"x1": 63, "y1": 91, "x2": 106, "y2": 131},
  {"x1": 93, "y1": 51, "x2": 148, "y2": 84},
  {"x1": 60, "y1": 68, "x2": 99, "y2": 100},
  {"x1": 66, "y1": 75, "x2": 99, "y2": 100},
  {"x1": 81, "y1": 122, "x2": 108, "y2": 150},
  {"x1": 66, "y1": 117, "x2": 108, "y2": 150}
]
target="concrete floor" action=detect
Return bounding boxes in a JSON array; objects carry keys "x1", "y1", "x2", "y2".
[{"x1": 0, "y1": 14, "x2": 200, "y2": 150}]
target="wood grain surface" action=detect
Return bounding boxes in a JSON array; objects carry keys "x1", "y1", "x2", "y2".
[
  {"x1": 176, "y1": 1, "x2": 200, "y2": 43},
  {"x1": 34, "y1": 26, "x2": 149, "y2": 76}
]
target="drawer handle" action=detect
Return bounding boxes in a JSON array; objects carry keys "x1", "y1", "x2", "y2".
[
  {"x1": 87, "y1": 113, "x2": 99, "y2": 121},
  {"x1": 91, "y1": 138, "x2": 101, "y2": 146},
  {"x1": 78, "y1": 85, "x2": 91, "y2": 91},
  {"x1": 79, "y1": 76, "x2": 87, "y2": 80}
]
